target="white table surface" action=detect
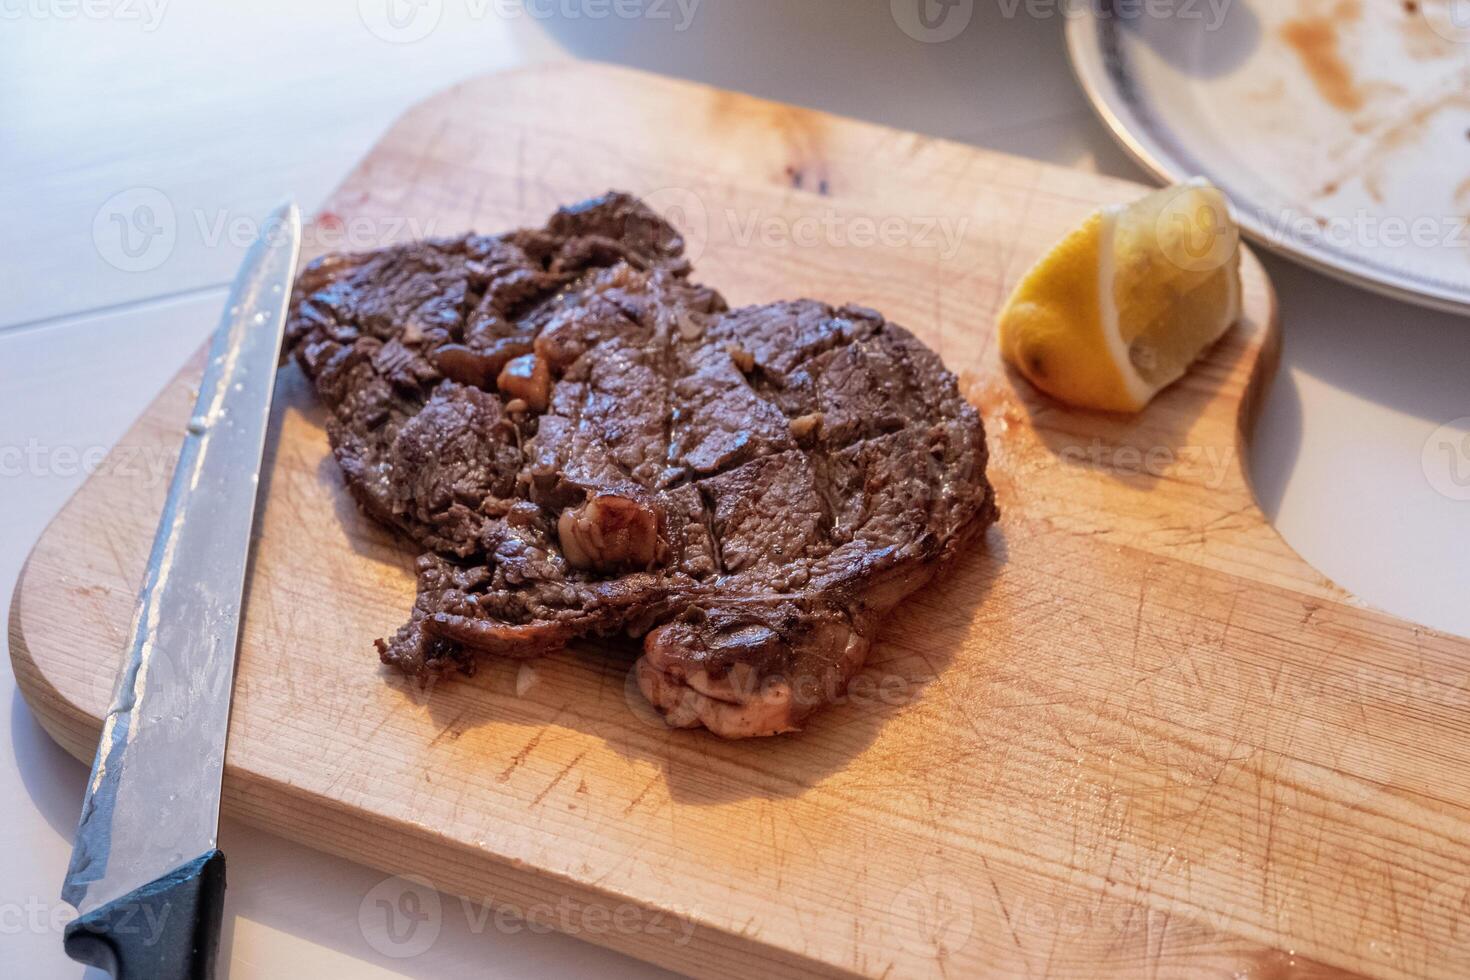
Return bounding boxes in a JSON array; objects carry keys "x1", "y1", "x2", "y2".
[{"x1": 3, "y1": 3, "x2": 1467, "y2": 977}]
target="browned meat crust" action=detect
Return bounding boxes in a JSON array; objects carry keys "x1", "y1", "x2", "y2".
[{"x1": 286, "y1": 192, "x2": 998, "y2": 737}]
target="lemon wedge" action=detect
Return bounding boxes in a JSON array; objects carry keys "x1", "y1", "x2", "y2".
[{"x1": 998, "y1": 179, "x2": 1242, "y2": 413}]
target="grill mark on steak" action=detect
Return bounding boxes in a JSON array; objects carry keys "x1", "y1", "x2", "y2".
[
  {"x1": 290, "y1": 193, "x2": 721, "y2": 556},
  {"x1": 695, "y1": 482, "x2": 728, "y2": 577},
  {"x1": 287, "y1": 192, "x2": 998, "y2": 738}
]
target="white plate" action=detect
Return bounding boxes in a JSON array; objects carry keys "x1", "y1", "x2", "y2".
[{"x1": 1066, "y1": 1, "x2": 1470, "y2": 315}]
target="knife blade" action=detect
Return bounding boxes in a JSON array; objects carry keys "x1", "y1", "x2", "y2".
[{"x1": 61, "y1": 201, "x2": 301, "y2": 979}]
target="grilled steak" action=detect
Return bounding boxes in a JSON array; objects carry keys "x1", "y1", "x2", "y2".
[{"x1": 287, "y1": 192, "x2": 998, "y2": 737}]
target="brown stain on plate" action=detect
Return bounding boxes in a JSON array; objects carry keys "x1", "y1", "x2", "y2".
[
  {"x1": 1280, "y1": 3, "x2": 1366, "y2": 113},
  {"x1": 1398, "y1": 0, "x2": 1456, "y2": 60},
  {"x1": 1296, "y1": 0, "x2": 1470, "y2": 208},
  {"x1": 1316, "y1": 86, "x2": 1470, "y2": 199},
  {"x1": 1356, "y1": 90, "x2": 1470, "y2": 198}
]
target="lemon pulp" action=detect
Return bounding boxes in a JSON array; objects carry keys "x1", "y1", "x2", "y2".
[{"x1": 999, "y1": 180, "x2": 1242, "y2": 413}]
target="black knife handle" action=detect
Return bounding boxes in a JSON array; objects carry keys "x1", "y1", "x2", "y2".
[{"x1": 64, "y1": 849, "x2": 226, "y2": 980}]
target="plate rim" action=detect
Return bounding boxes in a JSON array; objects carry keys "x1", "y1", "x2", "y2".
[{"x1": 1063, "y1": 9, "x2": 1470, "y2": 318}]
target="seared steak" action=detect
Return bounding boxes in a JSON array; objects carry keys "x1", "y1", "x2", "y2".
[
  {"x1": 287, "y1": 192, "x2": 998, "y2": 737},
  {"x1": 288, "y1": 192, "x2": 722, "y2": 556}
]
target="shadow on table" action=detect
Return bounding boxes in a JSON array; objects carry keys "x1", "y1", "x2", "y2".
[
  {"x1": 1108, "y1": 0, "x2": 1261, "y2": 79},
  {"x1": 1259, "y1": 255, "x2": 1470, "y2": 424},
  {"x1": 9, "y1": 688, "x2": 89, "y2": 840},
  {"x1": 1248, "y1": 254, "x2": 1470, "y2": 522},
  {"x1": 208, "y1": 820, "x2": 679, "y2": 980},
  {"x1": 535, "y1": 0, "x2": 1092, "y2": 145},
  {"x1": 8, "y1": 693, "x2": 676, "y2": 978}
]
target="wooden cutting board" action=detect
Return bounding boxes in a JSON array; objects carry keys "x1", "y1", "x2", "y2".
[{"x1": 13, "y1": 62, "x2": 1470, "y2": 979}]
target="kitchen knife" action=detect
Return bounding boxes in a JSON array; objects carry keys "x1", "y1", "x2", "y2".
[{"x1": 60, "y1": 202, "x2": 301, "y2": 980}]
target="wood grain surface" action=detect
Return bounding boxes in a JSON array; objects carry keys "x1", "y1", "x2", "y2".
[{"x1": 12, "y1": 62, "x2": 1470, "y2": 979}]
